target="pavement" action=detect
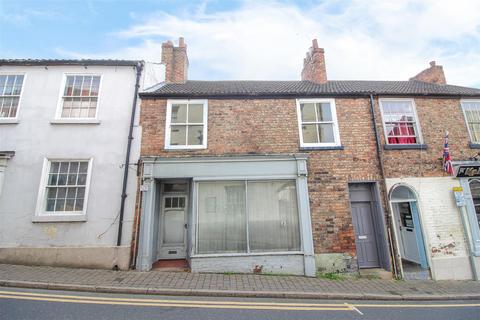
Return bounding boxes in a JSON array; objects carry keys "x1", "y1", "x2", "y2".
[{"x1": 1, "y1": 264, "x2": 479, "y2": 301}]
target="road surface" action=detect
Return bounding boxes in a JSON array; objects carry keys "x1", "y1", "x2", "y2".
[{"x1": 0, "y1": 287, "x2": 479, "y2": 320}]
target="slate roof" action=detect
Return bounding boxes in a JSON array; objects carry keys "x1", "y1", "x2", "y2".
[
  {"x1": 141, "y1": 80, "x2": 480, "y2": 98},
  {"x1": 0, "y1": 59, "x2": 141, "y2": 67}
]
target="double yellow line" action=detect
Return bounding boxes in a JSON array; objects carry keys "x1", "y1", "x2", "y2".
[
  {"x1": 1, "y1": 290, "x2": 479, "y2": 311},
  {"x1": 0, "y1": 290, "x2": 352, "y2": 311}
]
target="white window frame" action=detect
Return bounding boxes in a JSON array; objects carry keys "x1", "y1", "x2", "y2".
[
  {"x1": 379, "y1": 98, "x2": 423, "y2": 145},
  {"x1": 34, "y1": 158, "x2": 93, "y2": 222},
  {"x1": 296, "y1": 98, "x2": 341, "y2": 148},
  {"x1": 165, "y1": 99, "x2": 208, "y2": 150},
  {"x1": 0, "y1": 73, "x2": 27, "y2": 124},
  {"x1": 461, "y1": 99, "x2": 480, "y2": 144},
  {"x1": 52, "y1": 73, "x2": 103, "y2": 124}
]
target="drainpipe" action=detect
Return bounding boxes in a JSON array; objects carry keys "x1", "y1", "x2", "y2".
[
  {"x1": 369, "y1": 94, "x2": 401, "y2": 279},
  {"x1": 117, "y1": 61, "x2": 144, "y2": 247}
]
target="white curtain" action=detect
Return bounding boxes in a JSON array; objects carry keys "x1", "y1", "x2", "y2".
[
  {"x1": 197, "y1": 181, "x2": 246, "y2": 254},
  {"x1": 197, "y1": 180, "x2": 301, "y2": 254},
  {"x1": 247, "y1": 181, "x2": 301, "y2": 252}
]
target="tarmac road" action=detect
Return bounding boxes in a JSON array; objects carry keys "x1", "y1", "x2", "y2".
[{"x1": 0, "y1": 287, "x2": 479, "y2": 320}]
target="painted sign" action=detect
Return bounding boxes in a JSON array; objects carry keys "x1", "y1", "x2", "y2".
[{"x1": 456, "y1": 165, "x2": 480, "y2": 177}]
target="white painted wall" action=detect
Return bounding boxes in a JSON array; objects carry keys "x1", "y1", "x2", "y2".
[
  {"x1": 386, "y1": 177, "x2": 473, "y2": 280},
  {"x1": 0, "y1": 64, "x2": 147, "y2": 268}
]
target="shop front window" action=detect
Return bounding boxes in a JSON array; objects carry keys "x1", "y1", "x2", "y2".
[{"x1": 196, "y1": 180, "x2": 301, "y2": 254}]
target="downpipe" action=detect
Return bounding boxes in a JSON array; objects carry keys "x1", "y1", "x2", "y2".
[{"x1": 117, "y1": 62, "x2": 144, "y2": 248}]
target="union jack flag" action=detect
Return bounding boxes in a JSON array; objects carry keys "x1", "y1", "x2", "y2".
[{"x1": 443, "y1": 131, "x2": 454, "y2": 175}]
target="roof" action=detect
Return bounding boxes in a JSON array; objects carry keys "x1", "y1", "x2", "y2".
[
  {"x1": 0, "y1": 59, "x2": 141, "y2": 67},
  {"x1": 141, "y1": 80, "x2": 480, "y2": 98}
]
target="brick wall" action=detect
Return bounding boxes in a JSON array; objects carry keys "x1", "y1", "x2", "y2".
[
  {"x1": 140, "y1": 97, "x2": 384, "y2": 256},
  {"x1": 373, "y1": 97, "x2": 472, "y2": 178}
]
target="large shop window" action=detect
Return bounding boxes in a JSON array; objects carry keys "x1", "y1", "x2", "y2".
[
  {"x1": 196, "y1": 180, "x2": 301, "y2": 254},
  {"x1": 461, "y1": 101, "x2": 480, "y2": 143},
  {"x1": 165, "y1": 100, "x2": 208, "y2": 149},
  {"x1": 297, "y1": 99, "x2": 341, "y2": 147},
  {"x1": 380, "y1": 99, "x2": 421, "y2": 145}
]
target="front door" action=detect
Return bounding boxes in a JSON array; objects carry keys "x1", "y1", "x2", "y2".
[
  {"x1": 157, "y1": 195, "x2": 187, "y2": 260},
  {"x1": 351, "y1": 201, "x2": 380, "y2": 268},
  {"x1": 395, "y1": 202, "x2": 420, "y2": 263}
]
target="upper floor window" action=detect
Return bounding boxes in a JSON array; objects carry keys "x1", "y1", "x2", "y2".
[
  {"x1": 59, "y1": 75, "x2": 100, "y2": 119},
  {"x1": 165, "y1": 100, "x2": 208, "y2": 149},
  {"x1": 380, "y1": 99, "x2": 421, "y2": 145},
  {"x1": 296, "y1": 99, "x2": 341, "y2": 147},
  {"x1": 0, "y1": 74, "x2": 24, "y2": 119},
  {"x1": 36, "y1": 159, "x2": 92, "y2": 216},
  {"x1": 461, "y1": 100, "x2": 480, "y2": 143}
]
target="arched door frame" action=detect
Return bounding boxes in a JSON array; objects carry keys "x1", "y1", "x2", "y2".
[{"x1": 388, "y1": 183, "x2": 430, "y2": 278}]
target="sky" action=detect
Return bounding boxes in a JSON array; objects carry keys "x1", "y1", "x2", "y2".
[{"x1": 1, "y1": 0, "x2": 479, "y2": 87}]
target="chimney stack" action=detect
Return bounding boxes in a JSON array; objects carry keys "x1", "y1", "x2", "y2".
[
  {"x1": 410, "y1": 61, "x2": 446, "y2": 85},
  {"x1": 161, "y1": 37, "x2": 189, "y2": 83},
  {"x1": 301, "y1": 39, "x2": 327, "y2": 84}
]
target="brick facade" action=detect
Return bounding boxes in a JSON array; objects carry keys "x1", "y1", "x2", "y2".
[
  {"x1": 139, "y1": 94, "x2": 476, "y2": 259},
  {"x1": 140, "y1": 97, "x2": 384, "y2": 256},
  {"x1": 374, "y1": 97, "x2": 472, "y2": 178}
]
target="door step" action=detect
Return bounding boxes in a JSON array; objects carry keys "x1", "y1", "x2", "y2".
[
  {"x1": 359, "y1": 268, "x2": 393, "y2": 280},
  {"x1": 152, "y1": 259, "x2": 190, "y2": 272}
]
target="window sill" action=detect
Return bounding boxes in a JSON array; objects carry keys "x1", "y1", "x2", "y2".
[
  {"x1": 384, "y1": 144, "x2": 427, "y2": 150},
  {"x1": 0, "y1": 119, "x2": 19, "y2": 124},
  {"x1": 32, "y1": 214, "x2": 87, "y2": 223},
  {"x1": 300, "y1": 145, "x2": 344, "y2": 151},
  {"x1": 50, "y1": 119, "x2": 101, "y2": 125},
  {"x1": 469, "y1": 143, "x2": 480, "y2": 149},
  {"x1": 191, "y1": 251, "x2": 304, "y2": 258},
  {"x1": 164, "y1": 146, "x2": 207, "y2": 151}
]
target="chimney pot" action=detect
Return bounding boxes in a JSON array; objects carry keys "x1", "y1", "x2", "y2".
[
  {"x1": 430, "y1": 61, "x2": 436, "y2": 67},
  {"x1": 179, "y1": 37, "x2": 185, "y2": 47}
]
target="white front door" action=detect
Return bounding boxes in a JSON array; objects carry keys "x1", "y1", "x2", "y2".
[
  {"x1": 395, "y1": 202, "x2": 420, "y2": 263},
  {"x1": 157, "y1": 195, "x2": 187, "y2": 260}
]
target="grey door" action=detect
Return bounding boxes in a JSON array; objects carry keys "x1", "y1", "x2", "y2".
[{"x1": 351, "y1": 201, "x2": 380, "y2": 268}]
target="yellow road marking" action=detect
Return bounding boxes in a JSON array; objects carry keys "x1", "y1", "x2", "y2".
[
  {"x1": 356, "y1": 303, "x2": 480, "y2": 308},
  {"x1": 0, "y1": 294, "x2": 350, "y2": 311},
  {"x1": 0, "y1": 290, "x2": 344, "y2": 307},
  {"x1": 0, "y1": 289, "x2": 479, "y2": 310}
]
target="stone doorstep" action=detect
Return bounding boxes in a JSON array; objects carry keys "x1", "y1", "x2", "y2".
[{"x1": 1, "y1": 280, "x2": 480, "y2": 301}]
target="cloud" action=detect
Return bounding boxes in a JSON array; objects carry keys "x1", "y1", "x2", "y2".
[
  {"x1": 0, "y1": 9, "x2": 65, "y2": 27},
  {"x1": 58, "y1": 0, "x2": 480, "y2": 87}
]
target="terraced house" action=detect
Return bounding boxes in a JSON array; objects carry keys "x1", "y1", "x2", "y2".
[
  {"x1": 134, "y1": 38, "x2": 480, "y2": 280},
  {"x1": 0, "y1": 59, "x2": 162, "y2": 270}
]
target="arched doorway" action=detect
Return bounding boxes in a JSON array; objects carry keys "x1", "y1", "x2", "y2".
[{"x1": 390, "y1": 184, "x2": 430, "y2": 279}]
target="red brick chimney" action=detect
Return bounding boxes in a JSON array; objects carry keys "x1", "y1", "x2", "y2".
[
  {"x1": 301, "y1": 39, "x2": 327, "y2": 84},
  {"x1": 161, "y1": 37, "x2": 189, "y2": 83},
  {"x1": 410, "y1": 61, "x2": 446, "y2": 85}
]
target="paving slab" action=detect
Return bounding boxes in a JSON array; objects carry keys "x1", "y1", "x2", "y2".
[{"x1": 0, "y1": 264, "x2": 479, "y2": 300}]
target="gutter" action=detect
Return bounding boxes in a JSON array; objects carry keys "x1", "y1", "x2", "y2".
[{"x1": 117, "y1": 62, "x2": 144, "y2": 248}]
